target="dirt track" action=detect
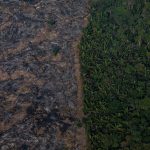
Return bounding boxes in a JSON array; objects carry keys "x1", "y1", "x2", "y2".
[{"x1": 0, "y1": 0, "x2": 88, "y2": 149}]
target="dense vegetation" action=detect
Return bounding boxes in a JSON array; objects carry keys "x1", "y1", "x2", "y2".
[{"x1": 80, "y1": 0, "x2": 150, "y2": 149}]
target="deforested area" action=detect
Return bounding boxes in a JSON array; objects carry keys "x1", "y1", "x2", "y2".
[{"x1": 0, "y1": 0, "x2": 88, "y2": 149}]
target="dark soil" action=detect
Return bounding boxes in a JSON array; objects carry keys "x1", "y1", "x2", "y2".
[{"x1": 0, "y1": 0, "x2": 88, "y2": 149}]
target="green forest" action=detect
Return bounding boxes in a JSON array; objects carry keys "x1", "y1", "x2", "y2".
[{"x1": 80, "y1": 0, "x2": 150, "y2": 149}]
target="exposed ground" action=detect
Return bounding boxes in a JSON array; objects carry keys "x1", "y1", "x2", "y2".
[{"x1": 0, "y1": 0, "x2": 88, "y2": 149}]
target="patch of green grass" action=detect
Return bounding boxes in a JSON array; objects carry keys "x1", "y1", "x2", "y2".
[
  {"x1": 75, "y1": 119, "x2": 83, "y2": 128},
  {"x1": 51, "y1": 43, "x2": 61, "y2": 56},
  {"x1": 80, "y1": 0, "x2": 150, "y2": 149},
  {"x1": 48, "y1": 18, "x2": 56, "y2": 28}
]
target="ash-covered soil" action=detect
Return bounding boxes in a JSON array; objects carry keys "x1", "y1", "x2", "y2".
[{"x1": 0, "y1": 0, "x2": 88, "y2": 149}]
